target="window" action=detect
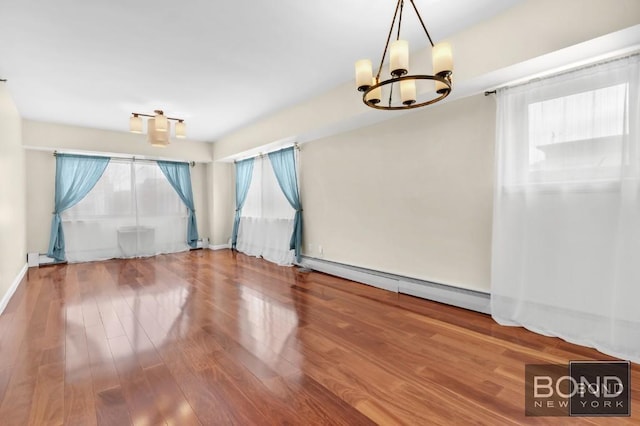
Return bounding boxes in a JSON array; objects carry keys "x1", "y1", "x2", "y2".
[
  {"x1": 62, "y1": 160, "x2": 188, "y2": 262},
  {"x1": 498, "y1": 57, "x2": 638, "y2": 188},
  {"x1": 236, "y1": 156, "x2": 295, "y2": 265},
  {"x1": 241, "y1": 156, "x2": 294, "y2": 219},
  {"x1": 527, "y1": 83, "x2": 629, "y2": 182}
]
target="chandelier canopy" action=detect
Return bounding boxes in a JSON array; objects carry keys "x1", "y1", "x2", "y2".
[
  {"x1": 355, "y1": 0, "x2": 453, "y2": 110},
  {"x1": 129, "y1": 110, "x2": 186, "y2": 147}
]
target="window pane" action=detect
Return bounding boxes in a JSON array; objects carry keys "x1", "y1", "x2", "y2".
[
  {"x1": 63, "y1": 161, "x2": 132, "y2": 218},
  {"x1": 61, "y1": 160, "x2": 189, "y2": 262},
  {"x1": 134, "y1": 163, "x2": 185, "y2": 217},
  {"x1": 527, "y1": 83, "x2": 628, "y2": 172}
]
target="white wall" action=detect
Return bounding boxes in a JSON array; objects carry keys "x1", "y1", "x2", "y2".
[
  {"x1": 0, "y1": 85, "x2": 27, "y2": 302},
  {"x1": 209, "y1": 0, "x2": 640, "y2": 292},
  {"x1": 22, "y1": 120, "x2": 212, "y2": 254}
]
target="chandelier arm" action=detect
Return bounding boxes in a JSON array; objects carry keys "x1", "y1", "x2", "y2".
[
  {"x1": 408, "y1": 0, "x2": 435, "y2": 47},
  {"x1": 361, "y1": 75, "x2": 452, "y2": 110},
  {"x1": 375, "y1": 0, "x2": 403, "y2": 81},
  {"x1": 132, "y1": 112, "x2": 183, "y2": 121}
]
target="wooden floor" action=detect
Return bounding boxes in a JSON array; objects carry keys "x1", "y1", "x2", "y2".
[{"x1": 0, "y1": 250, "x2": 637, "y2": 425}]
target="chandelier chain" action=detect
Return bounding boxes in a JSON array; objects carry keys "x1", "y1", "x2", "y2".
[
  {"x1": 408, "y1": 0, "x2": 435, "y2": 47},
  {"x1": 396, "y1": 0, "x2": 404, "y2": 41},
  {"x1": 375, "y1": 0, "x2": 403, "y2": 82}
]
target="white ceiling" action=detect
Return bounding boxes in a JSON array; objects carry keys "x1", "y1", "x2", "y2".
[{"x1": 0, "y1": 0, "x2": 522, "y2": 142}]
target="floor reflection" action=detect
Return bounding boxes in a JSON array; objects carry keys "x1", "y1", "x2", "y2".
[{"x1": 238, "y1": 286, "x2": 299, "y2": 358}]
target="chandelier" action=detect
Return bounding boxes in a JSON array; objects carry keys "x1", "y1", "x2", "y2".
[
  {"x1": 129, "y1": 110, "x2": 186, "y2": 147},
  {"x1": 355, "y1": 0, "x2": 453, "y2": 110}
]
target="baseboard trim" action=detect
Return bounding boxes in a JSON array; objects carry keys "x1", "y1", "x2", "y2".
[
  {"x1": 0, "y1": 263, "x2": 28, "y2": 315},
  {"x1": 298, "y1": 256, "x2": 490, "y2": 314},
  {"x1": 209, "y1": 244, "x2": 230, "y2": 251}
]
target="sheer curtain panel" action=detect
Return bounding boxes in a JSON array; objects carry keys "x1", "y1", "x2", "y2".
[
  {"x1": 157, "y1": 161, "x2": 199, "y2": 248},
  {"x1": 47, "y1": 154, "x2": 110, "y2": 261},
  {"x1": 62, "y1": 160, "x2": 189, "y2": 262},
  {"x1": 491, "y1": 55, "x2": 640, "y2": 362}
]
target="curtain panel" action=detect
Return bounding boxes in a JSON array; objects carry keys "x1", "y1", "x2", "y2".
[
  {"x1": 231, "y1": 157, "x2": 255, "y2": 249},
  {"x1": 268, "y1": 147, "x2": 303, "y2": 261},
  {"x1": 157, "y1": 161, "x2": 199, "y2": 248},
  {"x1": 47, "y1": 154, "x2": 110, "y2": 261},
  {"x1": 491, "y1": 54, "x2": 640, "y2": 362}
]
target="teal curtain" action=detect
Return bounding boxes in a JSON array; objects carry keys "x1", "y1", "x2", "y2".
[
  {"x1": 157, "y1": 161, "x2": 199, "y2": 248},
  {"x1": 231, "y1": 158, "x2": 255, "y2": 250},
  {"x1": 47, "y1": 154, "x2": 110, "y2": 261},
  {"x1": 268, "y1": 147, "x2": 303, "y2": 261}
]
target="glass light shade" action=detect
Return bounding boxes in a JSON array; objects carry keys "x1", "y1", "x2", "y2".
[
  {"x1": 390, "y1": 40, "x2": 409, "y2": 77},
  {"x1": 147, "y1": 118, "x2": 170, "y2": 147},
  {"x1": 175, "y1": 121, "x2": 186, "y2": 139},
  {"x1": 400, "y1": 79, "x2": 416, "y2": 105},
  {"x1": 365, "y1": 78, "x2": 381, "y2": 104},
  {"x1": 154, "y1": 112, "x2": 168, "y2": 132},
  {"x1": 432, "y1": 42, "x2": 453, "y2": 75},
  {"x1": 129, "y1": 115, "x2": 143, "y2": 133},
  {"x1": 433, "y1": 42, "x2": 453, "y2": 94},
  {"x1": 355, "y1": 59, "x2": 373, "y2": 92}
]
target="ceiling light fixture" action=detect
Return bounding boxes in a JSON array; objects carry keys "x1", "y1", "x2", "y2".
[
  {"x1": 355, "y1": 0, "x2": 453, "y2": 110},
  {"x1": 129, "y1": 109, "x2": 186, "y2": 147}
]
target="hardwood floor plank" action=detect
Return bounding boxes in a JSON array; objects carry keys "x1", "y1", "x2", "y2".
[
  {"x1": 0, "y1": 250, "x2": 638, "y2": 425},
  {"x1": 84, "y1": 320, "x2": 132, "y2": 425},
  {"x1": 26, "y1": 362, "x2": 64, "y2": 426},
  {"x1": 142, "y1": 363, "x2": 201, "y2": 426},
  {"x1": 107, "y1": 334, "x2": 167, "y2": 426}
]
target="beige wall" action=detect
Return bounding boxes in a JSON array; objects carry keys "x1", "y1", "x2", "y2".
[
  {"x1": 0, "y1": 85, "x2": 27, "y2": 301},
  {"x1": 23, "y1": 120, "x2": 211, "y2": 253},
  {"x1": 207, "y1": 161, "x2": 234, "y2": 246},
  {"x1": 23, "y1": 119, "x2": 212, "y2": 162},
  {"x1": 302, "y1": 94, "x2": 495, "y2": 292},
  {"x1": 208, "y1": 0, "x2": 640, "y2": 292}
]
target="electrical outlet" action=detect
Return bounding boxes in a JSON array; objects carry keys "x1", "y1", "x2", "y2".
[{"x1": 318, "y1": 245, "x2": 323, "y2": 256}]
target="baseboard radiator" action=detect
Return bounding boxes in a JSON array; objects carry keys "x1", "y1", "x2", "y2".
[
  {"x1": 297, "y1": 256, "x2": 491, "y2": 315},
  {"x1": 27, "y1": 253, "x2": 63, "y2": 267}
]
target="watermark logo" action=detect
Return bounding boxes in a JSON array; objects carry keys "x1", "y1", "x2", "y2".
[{"x1": 525, "y1": 361, "x2": 630, "y2": 417}]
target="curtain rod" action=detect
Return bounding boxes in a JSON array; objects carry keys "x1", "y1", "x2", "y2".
[
  {"x1": 53, "y1": 150, "x2": 195, "y2": 167},
  {"x1": 233, "y1": 143, "x2": 300, "y2": 163},
  {"x1": 483, "y1": 50, "x2": 640, "y2": 96}
]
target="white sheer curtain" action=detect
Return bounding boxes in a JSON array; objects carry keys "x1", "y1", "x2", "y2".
[
  {"x1": 236, "y1": 155, "x2": 295, "y2": 265},
  {"x1": 62, "y1": 160, "x2": 189, "y2": 262},
  {"x1": 491, "y1": 54, "x2": 640, "y2": 362}
]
